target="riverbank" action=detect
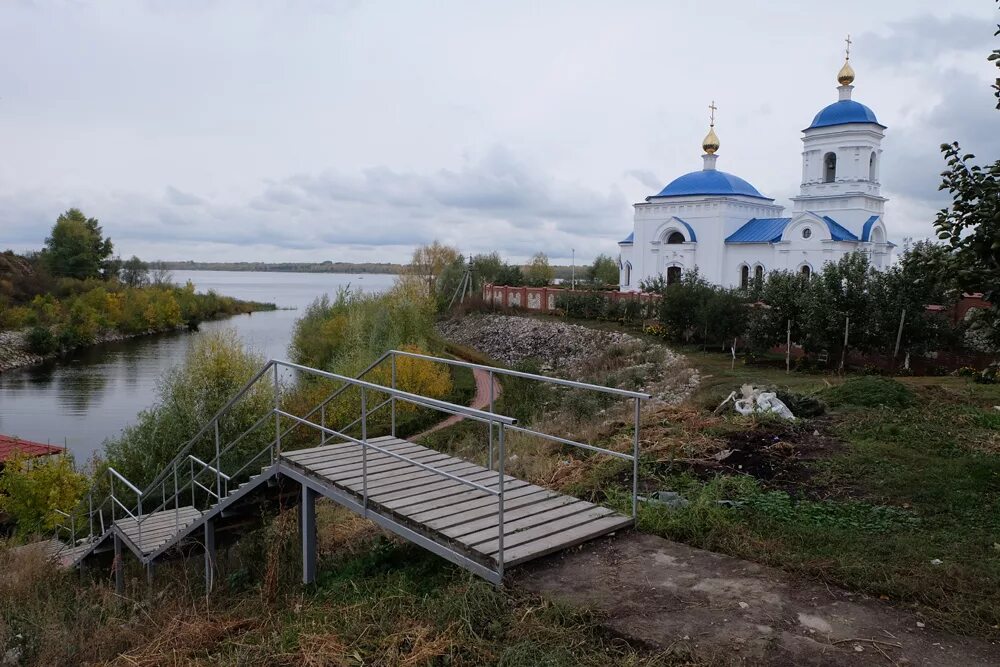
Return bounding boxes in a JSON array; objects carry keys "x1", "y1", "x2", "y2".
[{"x1": 0, "y1": 325, "x2": 204, "y2": 374}]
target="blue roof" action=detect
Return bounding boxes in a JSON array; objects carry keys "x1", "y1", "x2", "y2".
[
  {"x1": 820, "y1": 215, "x2": 860, "y2": 241},
  {"x1": 860, "y1": 215, "x2": 880, "y2": 241},
  {"x1": 725, "y1": 218, "x2": 791, "y2": 244},
  {"x1": 673, "y1": 217, "x2": 698, "y2": 242},
  {"x1": 619, "y1": 232, "x2": 634, "y2": 245},
  {"x1": 650, "y1": 169, "x2": 772, "y2": 200},
  {"x1": 807, "y1": 100, "x2": 883, "y2": 130}
]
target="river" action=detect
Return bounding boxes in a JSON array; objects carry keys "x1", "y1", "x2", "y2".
[{"x1": 0, "y1": 270, "x2": 397, "y2": 464}]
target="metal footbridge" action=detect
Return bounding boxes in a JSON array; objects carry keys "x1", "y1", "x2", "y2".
[{"x1": 52, "y1": 351, "x2": 647, "y2": 587}]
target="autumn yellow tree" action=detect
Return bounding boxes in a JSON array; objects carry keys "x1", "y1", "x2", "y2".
[{"x1": 405, "y1": 241, "x2": 461, "y2": 299}]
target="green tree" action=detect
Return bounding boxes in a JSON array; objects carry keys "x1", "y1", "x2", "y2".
[
  {"x1": 524, "y1": 252, "x2": 554, "y2": 286},
  {"x1": 799, "y1": 252, "x2": 876, "y2": 358},
  {"x1": 933, "y1": 14, "x2": 1000, "y2": 346},
  {"x1": 0, "y1": 453, "x2": 87, "y2": 536},
  {"x1": 405, "y1": 241, "x2": 461, "y2": 299},
  {"x1": 120, "y1": 255, "x2": 149, "y2": 287},
  {"x1": 587, "y1": 254, "x2": 619, "y2": 286},
  {"x1": 42, "y1": 208, "x2": 114, "y2": 280}
]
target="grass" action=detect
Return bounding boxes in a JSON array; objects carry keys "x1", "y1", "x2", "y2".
[
  {"x1": 0, "y1": 503, "x2": 698, "y2": 666},
  {"x1": 593, "y1": 348, "x2": 1000, "y2": 638}
]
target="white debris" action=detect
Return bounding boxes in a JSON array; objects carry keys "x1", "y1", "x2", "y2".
[
  {"x1": 930, "y1": 558, "x2": 943, "y2": 566},
  {"x1": 733, "y1": 384, "x2": 796, "y2": 420}
]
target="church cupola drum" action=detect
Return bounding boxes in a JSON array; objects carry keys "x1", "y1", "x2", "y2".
[{"x1": 618, "y1": 39, "x2": 893, "y2": 292}]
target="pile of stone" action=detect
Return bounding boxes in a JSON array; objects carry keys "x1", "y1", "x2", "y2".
[
  {"x1": 0, "y1": 330, "x2": 43, "y2": 373},
  {"x1": 436, "y1": 313, "x2": 700, "y2": 405},
  {"x1": 438, "y1": 313, "x2": 636, "y2": 372}
]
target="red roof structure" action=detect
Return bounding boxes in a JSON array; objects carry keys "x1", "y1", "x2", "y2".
[{"x1": 0, "y1": 435, "x2": 64, "y2": 464}]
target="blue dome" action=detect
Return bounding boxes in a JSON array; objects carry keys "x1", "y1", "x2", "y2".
[
  {"x1": 652, "y1": 169, "x2": 771, "y2": 200},
  {"x1": 808, "y1": 100, "x2": 882, "y2": 129}
]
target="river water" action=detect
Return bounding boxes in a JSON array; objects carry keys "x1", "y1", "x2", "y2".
[{"x1": 0, "y1": 271, "x2": 396, "y2": 463}]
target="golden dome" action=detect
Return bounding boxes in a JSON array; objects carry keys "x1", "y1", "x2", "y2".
[
  {"x1": 837, "y1": 59, "x2": 855, "y2": 85},
  {"x1": 702, "y1": 126, "x2": 720, "y2": 154}
]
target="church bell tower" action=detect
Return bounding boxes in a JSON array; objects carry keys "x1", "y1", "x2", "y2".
[{"x1": 791, "y1": 36, "x2": 887, "y2": 232}]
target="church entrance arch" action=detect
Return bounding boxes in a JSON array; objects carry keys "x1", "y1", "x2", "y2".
[{"x1": 666, "y1": 266, "x2": 682, "y2": 285}]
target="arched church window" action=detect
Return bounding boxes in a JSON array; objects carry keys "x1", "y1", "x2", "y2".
[
  {"x1": 666, "y1": 231, "x2": 685, "y2": 244},
  {"x1": 624, "y1": 262, "x2": 631, "y2": 286},
  {"x1": 740, "y1": 265, "x2": 750, "y2": 289},
  {"x1": 666, "y1": 266, "x2": 682, "y2": 285},
  {"x1": 800, "y1": 265, "x2": 812, "y2": 279},
  {"x1": 824, "y1": 152, "x2": 837, "y2": 183},
  {"x1": 871, "y1": 227, "x2": 885, "y2": 244},
  {"x1": 754, "y1": 265, "x2": 764, "y2": 283},
  {"x1": 869, "y1": 152, "x2": 877, "y2": 181}
]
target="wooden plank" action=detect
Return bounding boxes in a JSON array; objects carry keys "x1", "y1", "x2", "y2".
[
  {"x1": 283, "y1": 435, "x2": 398, "y2": 459},
  {"x1": 297, "y1": 441, "x2": 438, "y2": 473},
  {"x1": 471, "y1": 505, "x2": 618, "y2": 554},
  {"x1": 456, "y1": 500, "x2": 596, "y2": 545},
  {"x1": 500, "y1": 514, "x2": 633, "y2": 567},
  {"x1": 283, "y1": 438, "x2": 413, "y2": 467},
  {"x1": 436, "y1": 494, "x2": 580, "y2": 537},
  {"x1": 287, "y1": 440, "x2": 422, "y2": 467},
  {"x1": 402, "y1": 483, "x2": 539, "y2": 520},
  {"x1": 307, "y1": 447, "x2": 450, "y2": 479},
  {"x1": 337, "y1": 460, "x2": 483, "y2": 493},
  {"x1": 380, "y1": 476, "x2": 523, "y2": 512},
  {"x1": 371, "y1": 469, "x2": 503, "y2": 507}
]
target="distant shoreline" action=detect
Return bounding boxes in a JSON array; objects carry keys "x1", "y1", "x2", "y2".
[{"x1": 155, "y1": 261, "x2": 403, "y2": 274}]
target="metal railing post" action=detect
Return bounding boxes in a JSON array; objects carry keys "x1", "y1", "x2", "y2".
[
  {"x1": 390, "y1": 353, "x2": 397, "y2": 437},
  {"x1": 88, "y1": 492, "x2": 94, "y2": 539},
  {"x1": 320, "y1": 404, "x2": 327, "y2": 445},
  {"x1": 214, "y1": 419, "x2": 222, "y2": 501},
  {"x1": 174, "y1": 462, "x2": 179, "y2": 533},
  {"x1": 137, "y1": 495, "x2": 143, "y2": 552},
  {"x1": 497, "y1": 422, "x2": 506, "y2": 579},
  {"x1": 190, "y1": 457, "x2": 196, "y2": 507},
  {"x1": 487, "y1": 370, "x2": 495, "y2": 470},
  {"x1": 361, "y1": 386, "x2": 368, "y2": 515},
  {"x1": 633, "y1": 397, "x2": 640, "y2": 521},
  {"x1": 274, "y1": 364, "x2": 281, "y2": 455},
  {"x1": 109, "y1": 473, "x2": 116, "y2": 522}
]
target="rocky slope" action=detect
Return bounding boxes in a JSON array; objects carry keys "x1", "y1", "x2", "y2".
[{"x1": 437, "y1": 313, "x2": 699, "y2": 405}]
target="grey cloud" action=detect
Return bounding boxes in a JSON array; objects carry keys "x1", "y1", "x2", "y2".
[{"x1": 859, "y1": 14, "x2": 994, "y2": 63}]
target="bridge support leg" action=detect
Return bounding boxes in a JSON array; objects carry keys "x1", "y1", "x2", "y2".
[
  {"x1": 301, "y1": 484, "x2": 317, "y2": 585},
  {"x1": 145, "y1": 560, "x2": 155, "y2": 588},
  {"x1": 204, "y1": 519, "x2": 217, "y2": 592},
  {"x1": 113, "y1": 534, "x2": 124, "y2": 595}
]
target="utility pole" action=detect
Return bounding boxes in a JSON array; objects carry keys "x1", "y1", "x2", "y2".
[{"x1": 571, "y1": 248, "x2": 576, "y2": 290}]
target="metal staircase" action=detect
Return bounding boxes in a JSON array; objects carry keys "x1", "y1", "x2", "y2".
[{"x1": 53, "y1": 351, "x2": 648, "y2": 587}]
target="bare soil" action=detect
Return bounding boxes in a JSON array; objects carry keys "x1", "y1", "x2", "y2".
[{"x1": 516, "y1": 532, "x2": 1000, "y2": 666}]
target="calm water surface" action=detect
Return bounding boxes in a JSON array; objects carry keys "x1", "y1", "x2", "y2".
[{"x1": 0, "y1": 271, "x2": 395, "y2": 463}]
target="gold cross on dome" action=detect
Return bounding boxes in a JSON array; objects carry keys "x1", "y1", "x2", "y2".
[
  {"x1": 708, "y1": 100, "x2": 717, "y2": 127},
  {"x1": 845, "y1": 34, "x2": 852, "y2": 60}
]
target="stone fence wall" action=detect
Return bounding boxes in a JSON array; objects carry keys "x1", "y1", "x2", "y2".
[{"x1": 482, "y1": 284, "x2": 659, "y2": 312}]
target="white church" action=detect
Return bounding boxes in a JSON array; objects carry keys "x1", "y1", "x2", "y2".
[{"x1": 618, "y1": 46, "x2": 893, "y2": 291}]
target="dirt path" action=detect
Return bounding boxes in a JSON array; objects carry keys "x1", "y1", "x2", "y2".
[
  {"x1": 413, "y1": 366, "x2": 502, "y2": 440},
  {"x1": 517, "y1": 532, "x2": 999, "y2": 666}
]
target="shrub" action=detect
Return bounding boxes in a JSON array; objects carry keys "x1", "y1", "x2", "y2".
[
  {"x1": 823, "y1": 376, "x2": 915, "y2": 409},
  {"x1": 25, "y1": 326, "x2": 58, "y2": 355},
  {"x1": 104, "y1": 330, "x2": 274, "y2": 487},
  {"x1": 0, "y1": 453, "x2": 87, "y2": 536}
]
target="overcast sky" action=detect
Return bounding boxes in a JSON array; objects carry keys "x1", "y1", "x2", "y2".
[{"x1": 1, "y1": 0, "x2": 997, "y2": 264}]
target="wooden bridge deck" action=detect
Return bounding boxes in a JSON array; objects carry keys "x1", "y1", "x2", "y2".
[{"x1": 281, "y1": 436, "x2": 632, "y2": 569}]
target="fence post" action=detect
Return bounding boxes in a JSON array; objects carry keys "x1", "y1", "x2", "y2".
[
  {"x1": 893, "y1": 309, "x2": 906, "y2": 361},
  {"x1": 633, "y1": 397, "x2": 640, "y2": 520},
  {"x1": 273, "y1": 364, "x2": 281, "y2": 455},
  {"x1": 390, "y1": 352, "x2": 397, "y2": 438},
  {"x1": 497, "y1": 423, "x2": 506, "y2": 580},
  {"x1": 487, "y1": 370, "x2": 495, "y2": 470},
  {"x1": 786, "y1": 319, "x2": 791, "y2": 375},
  {"x1": 840, "y1": 316, "x2": 850, "y2": 372},
  {"x1": 361, "y1": 386, "x2": 368, "y2": 516},
  {"x1": 214, "y1": 419, "x2": 221, "y2": 501}
]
